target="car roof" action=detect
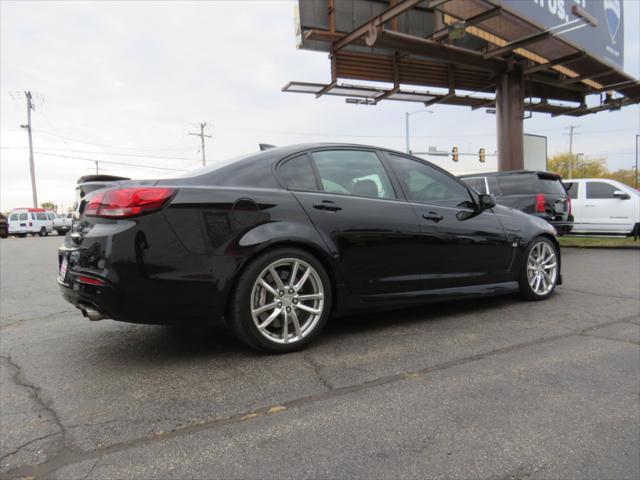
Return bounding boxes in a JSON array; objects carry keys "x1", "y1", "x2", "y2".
[{"x1": 459, "y1": 170, "x2": 562, "y2": 180}]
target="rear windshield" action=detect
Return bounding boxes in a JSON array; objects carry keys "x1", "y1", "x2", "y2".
[
  {"x1": 539, "y1": 178, "x2": 566, "y2": 195},
  {"x1": 496, "y1": 174, "x2": 538, "y2": 195},
  {"x1": 9, "y1": 214, "x2": 17, "y2": 221},
  {"x1": 19, "y1": 213, "x2": 28, "y2": 221}
]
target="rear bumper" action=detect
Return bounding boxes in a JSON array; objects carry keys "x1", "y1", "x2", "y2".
[{"x1": 549, "y1": 221, "x2": 573, "y2": 235}]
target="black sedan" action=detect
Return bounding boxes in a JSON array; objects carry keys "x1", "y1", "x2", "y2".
[{"x1": 58, "y1": 144, "x2": 561, "y2": 353}]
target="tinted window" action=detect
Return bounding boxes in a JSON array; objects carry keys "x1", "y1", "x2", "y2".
[
  {"x1": 279, "y1": 154, "x2": 318, "y2": 191},
  {"x1": 19, "y1": 213, "x2": 28, "y2": 221},
  {"x1": 461, "y1": 177, "x2": 488, "y2": 194},
  {"x1": 586, "y1": 181, "x2": 618, "y2": 199},
  {"x1": 497, "y1": 174, "x2": 538, "y2": 195},
  {"x1": 36, "y1": 213, "x2": 47, "y2": 220},
  {"x1": 311, "y1": 150, "x2": 395, "y2": 199},
  {"x1": 9, "y1": 214, "x2": 18, "y2": 221},
  {"x1": 564, "y1": 182, "x2": 579, "y2": 198},
  {"x1": 387, "y1": 154, "x2": 472, "y2": 206},
  {"x1": 539, "y1": 178, "x2": 566, "y2": 195}
]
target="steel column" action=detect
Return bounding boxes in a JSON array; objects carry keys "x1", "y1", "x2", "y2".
[{"x1": 496, "y1": 66, "x2": 524, "y2": 171}]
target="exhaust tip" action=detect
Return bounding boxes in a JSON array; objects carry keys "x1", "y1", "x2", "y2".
[{"x1": 79, "y1": 304, "x2": 107, "y2": 321}]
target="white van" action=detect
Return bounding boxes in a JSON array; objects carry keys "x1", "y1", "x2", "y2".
[
  {"x1": 563, "y1": 179, "x2": 640, "y2": 237},
  {"x1": 7, "y1": 208, "x2": 55, "y2": 237}
]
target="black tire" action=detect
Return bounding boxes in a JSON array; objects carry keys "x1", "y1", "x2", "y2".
[
  {"x1": 518, "y1": 236, "x2": 559, "y2": 301},
  {"x1": 38, "y1": 227, "x2": 48, "y2": 237},
  {"x1": 228, "y1": 247, "x2": 332, "y2": 353}
]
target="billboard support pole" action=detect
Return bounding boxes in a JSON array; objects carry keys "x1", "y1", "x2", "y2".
[{"x1": 496, "y1": 64, "x2": 524, "y2": 171}]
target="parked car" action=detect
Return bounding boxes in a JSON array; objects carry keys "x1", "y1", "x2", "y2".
[
  {"x1": 59, "y1": 144, "x2": 562, "y2": 353},
  {"x1": 0, "y1": 213, "x2": 7, "y2": 239},
  {"x1": 459, "y1": 170, "x2": 573, "y2": 235},
  {"x1": 8, "y1": 208, "x2": 55, "y2": 237},
  {"x1": 562, "y1": 178, "x2": 639, "y2": 237},
  {"x1": 53, "y1": 212, "x2": 73, "y2": 235}
]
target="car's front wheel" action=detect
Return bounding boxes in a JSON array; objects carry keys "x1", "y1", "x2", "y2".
[
  {"x1": 39, "y1": 227, "x2": 48, "y2": 237},
  {"x1": 229, "y1": 248, "x2": 332, "y2": 353},
  {"x1": 519, "y1": 237, "x2": 559, "y2": 300}
]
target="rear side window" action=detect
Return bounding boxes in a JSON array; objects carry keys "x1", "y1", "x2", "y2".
[
  {"x1": 36, "y1": 213, "x2": 47, "y2": 220},
  {"x1": 586, "y1": 181, "x2": 618, "y2": 199},
  {"x1": 19, "y1": 213, "x2": 28, "y2": 221},
  {"x1": 311, "y1": 150, "x2": 395, "y2": 199},
  {"x1": 497, "y1": 174, "x2": 538, "y2": 195},
  {"x1": 279, "y1": 154, "x2": 318, "y2": 191},
  {"x1": 9, "y1": 214, "x2": 18, "y2": 221},
  {"x1": 538, "y1": 178, "x2": 566, "y2": 195},
  {"x1": 564, "y1": 182, "x2": 579, "y2": 198}
]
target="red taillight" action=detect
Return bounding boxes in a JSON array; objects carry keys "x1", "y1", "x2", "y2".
[
  {"x1": 567, "y1": 195, "x2": 572, "y2": 216},
  {"x1": 77, "y1": 275, "x2": 106, "y2": 286},
  {"x1": 535, "y1": 193, "x2": 546, "y2": 213},
  {"x1": 85, "y1": 188, "x2": 175, "y2": 219},
  {"x1": 85, "y1": 191, "x2": 105, "y2": 216}
]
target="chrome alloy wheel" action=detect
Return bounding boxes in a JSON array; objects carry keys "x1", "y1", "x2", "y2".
[
  {"x1": 250, "y1": 258, "x2": 325, "y2": 345},
  {"x1": 526, "y1": 241, "x2": 558, "y2": 296}
]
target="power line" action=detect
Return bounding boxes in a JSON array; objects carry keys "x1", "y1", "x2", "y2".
[
  {"x1": 34, "y1": 130, "x2": 194, "y2": 152},
  {"x1": 34, "y1": 151, "x2": 190, "y2": 172},
  {"x1": 0, "y1": 146, "x2": 199, "y2": 161}
]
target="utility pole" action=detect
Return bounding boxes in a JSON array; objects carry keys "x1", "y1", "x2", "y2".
[
  {"x1": 563, "y1": 125, "x2": 580, "y2": 179},
  {"x1": 20, "y1": 91, "x2": 37, "y2": 207},
  {"x1": 188, "y1": 122, "x2": 212, "y2": 166}
]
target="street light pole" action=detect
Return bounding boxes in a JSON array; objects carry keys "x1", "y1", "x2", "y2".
[{"x1": 405, "y1": 109, "x2": 434, "y2": 154}]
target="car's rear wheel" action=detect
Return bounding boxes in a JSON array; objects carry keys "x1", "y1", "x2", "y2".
[
  {"x1": 39, "y1": 227, "x2": 48, "y2": 237},
  {"x1": 229, "y1": 248, "x2": 331, "y2": 353},
  {"x1": 519, "y1": 237, "x2": 559, "y2": 300}
]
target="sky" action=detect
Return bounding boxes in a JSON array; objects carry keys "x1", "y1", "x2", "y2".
[{"x1": 1, "y1": 0, "x2": 639, "y2": 211}]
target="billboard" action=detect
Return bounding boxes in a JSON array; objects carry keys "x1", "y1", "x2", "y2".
[
  {"x1": 523, "y1": 134, "x2": 548, "y2": 172},
  {"x1": 502, "y1": 0, "x2": 624, "y2": 69}
]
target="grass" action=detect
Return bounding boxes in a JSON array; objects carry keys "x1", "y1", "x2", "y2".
[{"x1": 559, "y1": 236, "x2": 639, "y2": 249}]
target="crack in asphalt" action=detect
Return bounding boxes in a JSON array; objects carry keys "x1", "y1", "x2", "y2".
[
  {"x1": 580, "y1": 332, "x2": 640, "y2": 347},
  {"x1": 561, "y1": 287, "x2": 640, "y2": 301},
  {"x1": 0, "y1": 432, "x2": 60, "y2": 464},
  {"x1": 302, "y1": 352, "x2": 334, "y2": 391},
  {"x1": 3, "y1": 312, "x2": 638, "y2": 480},
  {"x1": 0, "y1": 354, "x2": 72, "y2": 466}
]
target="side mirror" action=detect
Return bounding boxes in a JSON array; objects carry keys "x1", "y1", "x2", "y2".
[
  {"x1": 478, "y1": 193, "x2": 496, "y2": 210},
  {"x1": 613, "y1": 190, "x2": 630, "y2": 200}
]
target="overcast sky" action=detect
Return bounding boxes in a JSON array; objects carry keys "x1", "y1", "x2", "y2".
[{"x1": 1, "y1": 0, "x2": 639, "y2": 211}]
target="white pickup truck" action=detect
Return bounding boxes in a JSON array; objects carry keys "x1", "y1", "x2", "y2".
[
  {"x1": 563, "y1": 178, "x2": 639, "y2": 237},
  {"x1": 53, "y1": 212, "x2": 73, "y2": 235}
]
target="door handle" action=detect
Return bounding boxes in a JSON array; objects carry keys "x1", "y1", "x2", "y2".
[
  {"x1": 422, "y1": 212, "x2": 443, "y2": 222},
  {"x1": 313, "y1": 201, "x2": 342, "y2": 212}
]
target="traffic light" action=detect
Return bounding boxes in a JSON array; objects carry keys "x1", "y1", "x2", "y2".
[
  {"x1": 479, "y1": 148, "x2": 486, "y2": 163},
  {"x1": 452, "y1": 146, "x2": 459, "y2": 162}
]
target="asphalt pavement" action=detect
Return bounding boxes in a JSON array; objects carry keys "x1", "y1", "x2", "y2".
[{"x1": 1, "y1": 236, "x2": 638, "y2": 479}]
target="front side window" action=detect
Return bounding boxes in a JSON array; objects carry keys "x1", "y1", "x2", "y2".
[
  {"x1": 36, "y1": 213, "x2": 47, "y2": 220},
  {"x1": 462, "y1": 177, "x2": 488, "y2": 194},
  {"x1": 279, "y1": 154, "x2": 318, "y2": 191},
  {"x1": 586, "y1": 181, "x2": 618, "y2": 199},
  {"x1": 387, "y1": 154, "x2": 472, "y2": 206},
  {"x1": 311, "y1": 150, "x2": 395, "y2": 199}
]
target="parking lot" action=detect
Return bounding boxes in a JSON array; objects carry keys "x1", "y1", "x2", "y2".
[{"x1": 0, "y1": 236, "x2": 638, "y2": 479}]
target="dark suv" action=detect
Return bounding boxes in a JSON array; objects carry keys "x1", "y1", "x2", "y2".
[{"x1": 459, "y1": 170, "x2": 573, "y2": 235}]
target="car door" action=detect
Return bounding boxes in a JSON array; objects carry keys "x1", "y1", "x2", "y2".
[
  {"x1": 384, "y1": 152, "x2": 511, "y2": 289},
  {"x1": 583, "y1": 180, "x2": 635, "y2": 233},
  {"x1": 278, "y1": 149, "x2": 425, "y2": 295}
]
